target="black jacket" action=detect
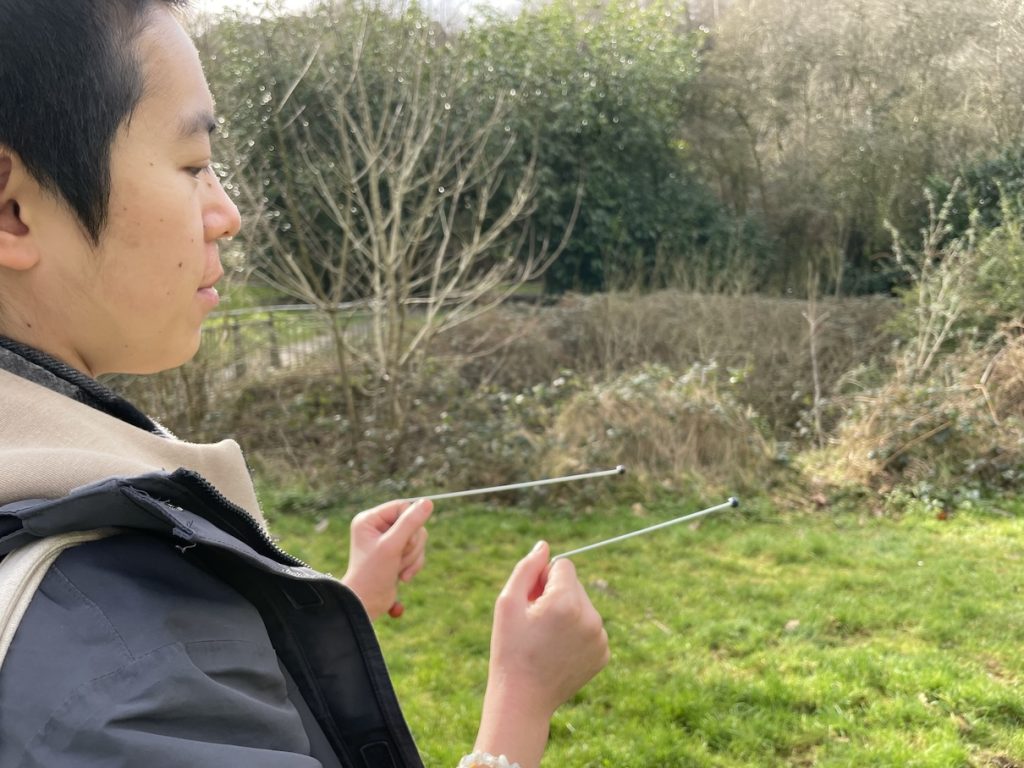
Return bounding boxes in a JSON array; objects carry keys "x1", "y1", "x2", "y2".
[{"x1": 0, "y1": 339, "x2": 424, "y2": 768}]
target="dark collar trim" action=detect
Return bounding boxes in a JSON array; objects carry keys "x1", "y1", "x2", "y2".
[{"x1": 0, "y1": 336, "x2": 163, "y2": 434}]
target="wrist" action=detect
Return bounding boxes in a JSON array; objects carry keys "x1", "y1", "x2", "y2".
[
  {"x1": 458, "y1": 753, "x2": 521, "y2": 768},
  {"x1": 340, "y1": 571, "x2": 384, "y2": 621},
  {"x1": 474, "y1": 674, "x2": 552, "y2": 768}
]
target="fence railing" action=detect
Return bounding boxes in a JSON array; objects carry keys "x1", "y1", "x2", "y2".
[
  {"x1": 197, "y1": 294, "x2": 551, "y2": 383},
  {"x1": 199, "y1": 304, "x2": 371, "y2": 381}
]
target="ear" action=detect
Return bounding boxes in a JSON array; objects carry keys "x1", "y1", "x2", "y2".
[{"x1": 0, "y1": 152, "x2": 38, "y2": 271}]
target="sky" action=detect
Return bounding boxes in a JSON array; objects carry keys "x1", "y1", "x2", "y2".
[
  {"x1": 194, "y1": 0, "x2": 311, "y2": 15},
  {"x1": 192, "y1": 0, "x2": 522, "y2": 26}
]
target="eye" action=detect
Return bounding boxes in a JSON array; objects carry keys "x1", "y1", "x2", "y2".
[{"x1": 186, "y1": 164, "x2": 212, "y2": 178}]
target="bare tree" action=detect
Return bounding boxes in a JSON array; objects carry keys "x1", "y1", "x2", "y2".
[
  {"x1": 684, "y1": 0, "x2": 1024, "y2": 294},
  {"x1": 221, "y1": 5, "x2": 578, "y2": 437}
]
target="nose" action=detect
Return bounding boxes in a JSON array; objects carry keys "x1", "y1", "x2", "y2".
[{"x1": 203, "y1": 174, "x2": 242, "y2": 241}]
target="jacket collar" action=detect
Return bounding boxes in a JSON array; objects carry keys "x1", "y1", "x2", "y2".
[
  {"x1": 0, "y1": 336, "x2": 163, "y2": 435},
  {"x1": 0, "y1": 338, "x2": 266, "y2": 526}
]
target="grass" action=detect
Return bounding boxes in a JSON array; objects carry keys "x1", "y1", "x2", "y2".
[{"x1": 264, "y1": 489, "x2": 1024, "y2": 767}]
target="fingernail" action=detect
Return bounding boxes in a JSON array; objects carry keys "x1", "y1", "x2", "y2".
[{"x1": 533, "y1": 540, "x2": 545, "y2": 552}]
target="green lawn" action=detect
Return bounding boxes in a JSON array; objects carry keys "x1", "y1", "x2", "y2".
[{"x1": 265, "y1": 491, "x2": 1024, "y2": 767}]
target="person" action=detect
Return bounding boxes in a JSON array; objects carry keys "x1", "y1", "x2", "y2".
[{"x1": 0, "y1": 1, "x2": 610, "y2": 766}]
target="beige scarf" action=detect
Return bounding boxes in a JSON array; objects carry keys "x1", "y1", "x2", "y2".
[
  {"x1": 0, "y1": 368, "x2": 268, "y2": 667},
  {"x1": 0, "y1": 368, "x2": 264, "y2": 525}
]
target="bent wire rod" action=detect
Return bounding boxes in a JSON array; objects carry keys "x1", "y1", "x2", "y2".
[
  {"x1": 551, "y1": 497, "x2": 739, "y2": 562},
  {"x1": 423, "y1": 466, "x2": 627, "y2": 502}
]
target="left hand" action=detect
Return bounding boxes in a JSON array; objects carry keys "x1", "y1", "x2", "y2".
[{"x1": 341, "y1": 498, "x2": 432, "y2": 620}]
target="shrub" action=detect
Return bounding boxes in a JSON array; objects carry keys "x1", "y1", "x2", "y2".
[
  {"x1": 438, "y1": 290, "x2": 895, "y2": 439},
  {"x1": 109, "y1": 291, "x2": 892, "y2": 502},
  {"x1": 546, "y1": 363, "x2": 775, "y2": 491},
  {"x1": 804, "y1": 191, "x2": 1024, "y2": 497},
  {"x1": 805, "y1": 336, "x2": 1024, "y2": 498}
]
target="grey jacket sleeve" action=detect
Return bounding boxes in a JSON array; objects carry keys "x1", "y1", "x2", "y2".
[{"x1": 0, "y1": 534, "x2": 324, "y2": 768}]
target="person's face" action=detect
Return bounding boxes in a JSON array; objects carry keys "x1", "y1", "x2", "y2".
[{"x1": 0, "y1": 7, "x2": 240, "y2": 376}]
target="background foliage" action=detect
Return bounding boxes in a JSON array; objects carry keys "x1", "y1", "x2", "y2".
[
  {"x1": 103, "y1": 4, "x2": 1024, "y2": 760},
  {"x1": 198, "y1": 0, "x2": 1024, "y2": 297},
  {"x1": 106, "y1": 0, "x2": 1024, "y2": 505}
]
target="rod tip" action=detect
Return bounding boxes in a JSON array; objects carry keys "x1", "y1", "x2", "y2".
[
  {"x1": 615, "y1": 465, "x2": 627, "y2": 475},
  {"x1": 728, "y1": 496, "x2": 740, "y2": 508}
]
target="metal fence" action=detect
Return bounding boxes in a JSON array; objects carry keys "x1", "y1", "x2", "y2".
[{"x1": 199, "y1": 304, "x2": 371, "y2": 382}]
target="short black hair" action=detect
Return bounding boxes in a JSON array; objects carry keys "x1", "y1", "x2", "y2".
[{"x1": 0, "y1": 0, "x2": 189, "y2": 242}]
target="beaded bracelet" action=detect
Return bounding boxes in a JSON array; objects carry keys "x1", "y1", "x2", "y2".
[{"x1": 457, "y1": 752, "x2": 522, "y2": 768}]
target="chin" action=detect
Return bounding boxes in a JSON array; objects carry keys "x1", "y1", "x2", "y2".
[
  {"x1": 132, "y1": 336, "x2": 202, "y2": 375},
  {"x1": 164, "y1": 340, "x2": 203, "y2": 372}
]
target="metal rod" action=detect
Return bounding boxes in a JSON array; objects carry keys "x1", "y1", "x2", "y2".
[
  {"x1": 423, "y1": 465, "x2": 626, "y2": 501},
  {"x1": 551, "y1": 497, "x2": 739, "y2": 562}
]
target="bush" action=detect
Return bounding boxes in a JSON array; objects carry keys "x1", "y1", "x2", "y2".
[
  {"x1": 546, "y1": 363, "x2": 775, "y2": 491},
  {"x1": 438, "y1": 290, "x2": 895, "y2": 439},
  {"x1": 805, "y1": 337, "x2": 1024, "y2": 499},
  {"x1": 110, "y1": 291, "x2": 892, "y2": 503},
  {"x1": 804, "y1": 192, "x2": 1024, "y2": 498},
  {"x1": 931, "y1": 143, "x2": 1024, "y2": 236}
]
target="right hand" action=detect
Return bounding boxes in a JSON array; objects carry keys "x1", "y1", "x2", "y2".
[
  {"x1": 488, "y1": 540, "x2": 610, "y2": 718},
  {"x1": 341, "y1": 498, "x2": 432, "y2": 621},
  {"x1": 471, "y1": 541, "x2": 609, "y2": 768}
]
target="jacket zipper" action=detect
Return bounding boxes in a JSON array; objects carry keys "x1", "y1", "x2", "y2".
[{"x1": 184, "y1": 471, "x2": 312, "y2": 570}]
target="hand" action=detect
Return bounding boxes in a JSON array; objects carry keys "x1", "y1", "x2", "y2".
[
  {"x1": 473, "y1": 541, "x2": 610, "y2": 768},
  {"x1": 341, "y1": 498, "x2": 432, "y2": 621}
]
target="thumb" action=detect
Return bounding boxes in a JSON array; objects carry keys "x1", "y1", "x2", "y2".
[
  {"x1": 381, "y1": 498, "x2": 433, "y2": 547},
  {"x1": 500, "y1": 540, "x2": 550, "y2": 605}
]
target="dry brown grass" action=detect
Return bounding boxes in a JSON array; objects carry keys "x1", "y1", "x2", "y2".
[
  {"x1": 440, "y1": 290, "x2": 895, "y2": 436},
  {"x1": 544, "y1": 364, "x2": 776, "y2": 490},
  {"x1": 109, "y1": 290, "x2": 895, "y2": 495},
  {"x1": 804, "y1": 329, "x2": 1024, "y2": 492},
  {"x1": 985, "y1": 327, "x2": 1024, "y2": 422}
]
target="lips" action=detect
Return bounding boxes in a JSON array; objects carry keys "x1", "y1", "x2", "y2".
[
  {"x1": 199, "y1": 272, "x2": 223, "y2": 291},
  {"x1": 197, "y1": 263, "x2": 224, "y2": 310},
  {"x1": 199, "y1": 262, "x2": 224, "y2": 292}
]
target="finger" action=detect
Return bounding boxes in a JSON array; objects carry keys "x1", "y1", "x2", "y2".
[
  {"x1": 400, "y1": 550, "x2": 426, "y2": 582},
  {"x1": 382, "y1": 498, "x2": 433, "y2": 548},
  {"x1": 400, "y1": 527, "x2": 427, "y2": 558},
  {"x1": 545, "y1": 556, "x2": 579, "y2": 587},
  {"x1": 500, "y1": 540, "x2": 550, "y2": 606},
  {"x1": 399, "y1": 538, "x2": 426, "y2": 578},
  {"x1": 365, "y1": 499, "x2": 415, "y2": 530},
  {"x1": 538, "y1": 557, "x2": 583, "y2": 602}
]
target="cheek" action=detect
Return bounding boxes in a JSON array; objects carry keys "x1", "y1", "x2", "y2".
[
  {"x1": 106, "y1": 176, "x2": 161, "y2": 252},
  {"x1": 107, "y1": 177, "x2": 204, "y2": 265}
]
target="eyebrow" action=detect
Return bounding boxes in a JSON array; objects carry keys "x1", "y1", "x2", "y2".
[{"x1": 177, "y1": 110, "x2": 217, "y2": 141}]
